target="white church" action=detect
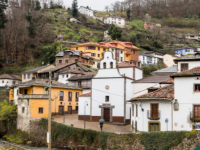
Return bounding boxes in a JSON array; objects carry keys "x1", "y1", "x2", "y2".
[{"x1": 78, "y1": 51, "x2": 139, "y2": 124}]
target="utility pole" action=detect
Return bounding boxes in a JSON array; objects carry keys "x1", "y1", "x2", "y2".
[{"x1": 48, "y1": 71, "x2": 52, "y2": 150}]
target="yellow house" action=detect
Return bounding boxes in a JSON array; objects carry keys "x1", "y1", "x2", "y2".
[
  {"x1": 21, "y1": 65, "x2": 55, "y2": 82},
  {"x1": 12, "y1": 79, "x2": 82, "y2": 119},
  {"x1": 71, "y1": 42, "x2": 110, "y2": 60}
]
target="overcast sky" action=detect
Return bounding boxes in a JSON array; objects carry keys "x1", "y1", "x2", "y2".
[{"x1": 64, "y1": 0, "x2": 123, "y2": 11}]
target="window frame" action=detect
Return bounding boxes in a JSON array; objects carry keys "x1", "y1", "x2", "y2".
[
  {"x1": 59, "y1": 60, "x2": 62, "y2": 64},
  {"x1": 60, "y1": 91, "x2": 64, "y2": 101},
  {"x1": 181, "y1": 63, "x2": 188, "y2": 72},
  {"x1": 110, "y1": 62, "x2": 113, "y2": 68},
  {"x1": 86, "y1": 46, "x2": 96, "y2": 50},
  {"x1": 105, "y1": 96, "x2": 109, "y2": 102},
  {"x1": 91, "y1": 53, "x2": 96, "y2": 57},
  {"x1": 68, "y1": 92, "x2": 72, "y2": 101},
  {"x1": 38, "y1": 107, "x2": 43, "y2": 114},
  {"x1": 24, "y1": 74, "x2": 26, "y2": 79},
  {"x1": 194, "y1": 84, "x2": 200, "y2": 92},
  {"x1": 22, "y1": 107, "x2": 25, "y2": 113},
  {"x1": 103, "y1": 62, "x2": 106, "y2": 69},
  {"x1": 76, "y1": 92, "x2": 79, "y2": 101}
]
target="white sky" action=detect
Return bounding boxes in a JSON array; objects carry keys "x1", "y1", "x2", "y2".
[{"x1": 64, "y1": 0, "x2": 124, "y2": 11}]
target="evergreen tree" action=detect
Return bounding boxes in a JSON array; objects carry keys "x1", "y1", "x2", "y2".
[
  {"x1": 72, "y1": 0, "x2": 78, "y2": 17},
  {"x1": 25, "y1": 12, "x2": 36, "y2": 38},
  {"x1": 35, "y1": 1, "x2": 41, "y2": 10},
  {"x1": 108, "y1": 24, "x2": 122, "y2": 40},
  {"x1": 0, "y1": 0, "x2": 8, "y2": 29},
  {"x1": 126, "y1": 9, "x2": 131, "y2": 19}
]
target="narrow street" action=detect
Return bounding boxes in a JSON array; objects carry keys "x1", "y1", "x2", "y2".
[{"x1": 52, "y1": 114, "x2": 132, "y2": 133}]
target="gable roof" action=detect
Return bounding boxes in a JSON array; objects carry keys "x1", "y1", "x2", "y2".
[
  {"x1": 22, "y1": 65, "x2": 52, "y2": 74},
  {"x1": 79, "y1": 92, "x2": 91, "y2": 97},
  {"x1": 129, "y1": 84, "x2": 174, "y2": 101},
  {"x1": 0, "y1": 74, "x2": 20, "y2": 80},
  {"x1": 171, "y1": 66, "x2": 200, "y2": 78},
  {"x1": 134, "y1": 75, "x2": 170, "y2": 83},
  {"x1": 151, "y1": 66, "x2": 177, "y2": 75},
  {"x1": 18, "y1": 79, "x2": 82, "y2": 90},
  {"x1": 111, "y1": 40, "x2": 140, "y2": 50}
]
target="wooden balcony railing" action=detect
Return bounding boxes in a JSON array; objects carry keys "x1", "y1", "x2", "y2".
[
  {"x1": 125, "y1": 49, "x2": 132, "y2": 54},
  {"x1": 19, "y1": 94, "x2": 49, "y2": 99},
  {"x1": 147, "y1": 110, "x2": 161, "y2": 120},
  {"x1": 130, "y1": 54, "x2": 139, "y2": 62}
]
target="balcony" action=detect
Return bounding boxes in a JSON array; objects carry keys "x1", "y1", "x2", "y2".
[
  {"x1": 125, "y1": 49, "x2": 132, "y2": 54},
  {"x1": 18, "y1": 94, "x2": 49, "y2": 99},
  {"x1": 130, "y1": 54, "x2": 139, "y2": 62},
  {"x1": 190, "y1": 111, "x2": 200, "y2": 121},
  {"x1": 147, "y1": 110, "x2": 161, "y2": 120}
]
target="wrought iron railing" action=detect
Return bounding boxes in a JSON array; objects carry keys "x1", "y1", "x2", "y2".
[{"x1": 147, "y1": 110, "x2": 161, "y2": 120}]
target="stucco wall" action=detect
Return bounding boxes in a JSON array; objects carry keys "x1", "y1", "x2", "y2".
[
  {"x1": 163, "y1": 54, "x2": 178, "y2": 67},
  {"x1": 135, "y1": 68, "x2": 143, "y2": 80},
  {"x1": 78, "y1": 97, "x2": 90, "y2": 116},
  {"x1": 119, "y1": 68, "x2": 133, "y2": 79}
]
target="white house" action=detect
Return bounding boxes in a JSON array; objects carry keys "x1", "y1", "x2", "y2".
[
  {"x1": 163, "y1": 54, "x2": 179, "y2": 67},
  {"x1": 78, "y1": 51, "x2": 134, "y2": 124},
  {"x1": 129, "y1": 83, "x2": 174, "y2": 132},
  {"x1": 104, "y1": 14, "x2": 126, "y2": 28},
  {"x1": 0, "y1": 74, "x2": 21, "y2": 90},
  {"x1": 171, "y1": 66, "x2": 200, "y2": 131},
  {"x1": 139, "y1": 52, "x2": 158, "y2": 65},
  {"x1": 79, "y1": 6, "x2": 95, "y2": 18}
]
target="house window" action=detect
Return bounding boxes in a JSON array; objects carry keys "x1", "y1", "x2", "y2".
[
  {"x1": 110, "y1": 62, "x2": 113, "y2": 68},
  {"x1": 44, "y1": 87, "x2": 49, "y2": 94},
  {"x1": 97, "y1": 54, "x2": 100, "y2": 57},
  {"x1": 60, "y1": 91, "x2": 64, "y2": 101},
  {"x1": 76, "y1": 47, "x2": 78, "y2": 50},
  {"x1": 126, "y1": 54, "x2": 128, "y2": 57},
  {"x1": 83, "y1": 60, "x2": 85, "y2": 63},
  {"x1": 194, "y1": 105, "x2": 200, "y2": 119},
  {"x1": 66, "y1": 74, "x2": 69, "y2": 78},
  {"x1": 181, "y1": 63, "x2": 188, "y2": 71},
  {"x1": 194, "y1": 84, "x2": 200, "y2": 92},
  {"x1": 121, "y1": 51, "x2": 123, "y2": 54},
  {"x1": 39, "y1": 107, "x2": 43, "y2": 114},
  {"x1": 132, "y1": 104, "x2": 134, "y2": 116},
  {"x1": 69, "y1": 92, "x2": 72, "y2": 101},
  {"x1": 2, "y1": 80, "x2": 4, "y2": 83},
  {"x1": 105, "y1": 96, "x2": 109, "y2": 102},
  {"x1": 59, "y1": 60, "x2": 62, "y2": 64},
  {"x1": 103, "y1": 62, "x2": 106, "y2": 69},
  {"x1": 91, "y1": 53, "x2": 96, "y2": 57},
  {"x1": 136, "y1": 104, "x2": 138, "y2": 117},
  {"x1": 76, "y1": 92, "x2": 79, "y2": 101},
  {"x1": 151, "y1": 104, "x2": 159, "y2": 118},
  {"x1": 64, "y1": 51, "x2": 69, "y2": 55},
  {"x1": 65, "y1": 60, "x2": 68, "y2": 63},
  {"x1": 120, "y1": 57, "x2": 123, "y2": 62},
  {"x1": 22, "y1": 107, "x2": 25, "y2": 113},
  {"x1": 76, "y1": 106, "x2": 78, "y2": 111},
  {"x1": 75, "y1": 59, "x2": 78, "y2": 62},
  {"x1": 86, "y1": 46, "x2": 96, "y2": 50},
  {"x1": 185, "y1": 49, "x2": 190, "y2": 52},
  {"x1": 98, "y1": 47, "x2": 100, "y2": 51},
  {"x1": 103, "y1": 48, "x2": 106, "y2": 52},
  {"x1": 78, "y1": 81, "x2": 81, "y2": 87},
  {"x1": 24, "y1": 74, "x2": 26, "y2": 79}
]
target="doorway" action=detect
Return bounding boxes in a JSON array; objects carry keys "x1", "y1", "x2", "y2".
[
  {"x1": 148, "y1": 122, "x2": 160, "y2": 132},
  {"x1": 68, "y1": 106, "x2": 72, "y2": 114},
  {"x1": 24, "y1": 89, "x2": 28, "y2": 95},
  {"x1": 104, "y1": 108, "x2": 110, "y2": 122},
  {"x1": 59, "y1": 106, "x2": 64, "y2": 115}
]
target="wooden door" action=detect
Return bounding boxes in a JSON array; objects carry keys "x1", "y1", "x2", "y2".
[
  {"x1": 151, "y1": 104, "x2": 158, "y2": 118},
  {"x1": 59, "y1": 106, "x2": 64, "y2": 115},
  {"x1": 149, "y1": 123, "x2": 160, "y2": 132},
  {"x1": 194, "y1": 105, "x2": 200, "y2": 119},
  {"x1": 68, "y1": 106, "x2": 72, "y2": 114},
  {"x1": 104, "y1": 108, "x2": 110, "y2": 122}
]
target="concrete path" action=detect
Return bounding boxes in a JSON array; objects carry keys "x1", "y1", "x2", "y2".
[{"x1": 52, "y1": 114, "x2": 132, "y2": 133}]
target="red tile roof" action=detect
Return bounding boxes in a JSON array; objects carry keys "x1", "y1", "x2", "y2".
[
  {"x1": 79, "y1": 92, "x2": 91, "y2": 97},
  {"x1": 134, "y1": 75, "x2": 170, "y2": 83},
  {"x1": 118, "y1": 62, "x2": 136, "y2": 68},
  {"x1": 171, "y1": 66, "x2": 200, "y2": 77},
  {"x1": 130, "y1": 84, "x2": 174, "y2": 101},
  {"x1": 111, "y1": 40, "x2": 140, "y2": 50},
  {"x1": 159, "y1": 78, "x2": 174, "y2": 84}
]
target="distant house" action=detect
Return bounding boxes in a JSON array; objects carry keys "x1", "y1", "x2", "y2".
[
  {"x1": 143, "y1": 22, "x2": 161, "y2": 31},
  {"x1": 144, "y1": 51, "x2": 164, "y2": 62},
  {"x1": 174, "y1": 47, "x2": 195, "y2": 56},
  {"x1": 163, "y1": 54, "x2": 179, "y2": 67},
  {"x1": 139, "y1": 52, "x2": 158, "y2": 65},
  {"x1": 185, "y1": 34, "x2": 200, "y2": 40},
  {"x1": 151, "y1": 65, "x2": 177, "y2": 75},
  {"x1": 0, "y1": 74, "x2": 21, "y2": 90},
  {"x1": 104, "y1": 14, "x2": 126, "y2": 28},
  {"x1": 79, "y1": 6, "x2": 95, "y2": 18}
]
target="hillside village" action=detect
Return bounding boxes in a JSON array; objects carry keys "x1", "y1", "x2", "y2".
[{"x1": 1, "y1": 0, "x2": 200, "y2": 149}]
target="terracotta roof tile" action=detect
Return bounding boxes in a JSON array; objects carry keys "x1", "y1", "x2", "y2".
[
  {"x1": 118, "y1": 62, "x2": 136, "y2": 68},
  {"x1": 171, "y1": 66, "x2": 200, "y2": 77},
  {"x1": 79, "y1": 92, "x2": 91, "y2": 97},
  {"x1": 134, "y1": 75, "x2": 170, "y2": 83},
  {"x1": 130, "y1": 84, "x2": 174, "y2": 101},
  {"x1": 111, "y1": 40, "x2": 140, "y2": 50},
  {"x1": 159, "y1": 78, "x2": 174, "y2": 84},
  {"x1": 0, "y1": 74, "x2": 20, "y2": 80}
]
